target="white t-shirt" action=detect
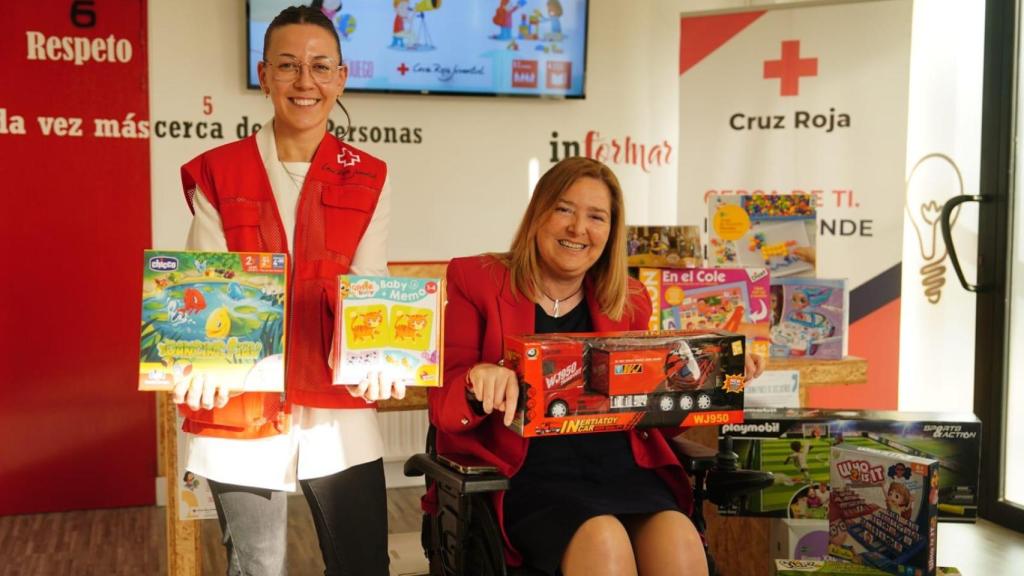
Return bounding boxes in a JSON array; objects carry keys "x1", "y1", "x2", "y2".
[{"x1": 183, "y1": 121, "x2": 391, "y2": 491}]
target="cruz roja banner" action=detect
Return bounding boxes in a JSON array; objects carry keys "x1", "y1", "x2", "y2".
[{"x1": 677, "y1": 0, "x2": 912, "y2": 408}]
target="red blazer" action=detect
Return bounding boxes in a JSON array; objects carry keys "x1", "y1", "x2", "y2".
[{"x1": 428, "y1": 254, "x2": 694, "y2": 566}]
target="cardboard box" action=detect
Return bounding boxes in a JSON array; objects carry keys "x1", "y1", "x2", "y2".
[
  {"x1": 626, "y1": 225, "x2": 702, "y2": 268},
  {"x1": 717, "y1": 408, "x2": 980, "y2": 522},
  {"x1": 770, "y1": 278, "x2": 848, "y2": 359},
  {"x1": 770, "y1": 518, "x2": 830, "y2": 563},
  {"x1": 138, "y1": 250, "x2": 288, "y2": 392},
  {"x1": 828, "y1": 445, "x2": 939, "y2": 575},
  {"x1": 638, "y1": 266, "x2": 771, "y2": 357},
  {"x1": 332, "y1": 275, "x2": 443, "y2": 387},
  {"x1": 505, "y1": 330, "x2": 746, "y2": 437},
  {"x1": 706, "y1": 193, "x2": 817, "y2": 278},
  {"x1": 774, "y1": 560, "x2": 960, "y2": 575}
]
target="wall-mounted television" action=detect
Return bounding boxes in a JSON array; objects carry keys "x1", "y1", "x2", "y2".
[{"x1": 247, "y1": 0, "x2": 588, "y2": 98}]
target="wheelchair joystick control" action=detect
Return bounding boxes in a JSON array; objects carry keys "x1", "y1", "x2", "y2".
[{"x1": 714, "y1": 435, "x2": 739, "y2": 472}]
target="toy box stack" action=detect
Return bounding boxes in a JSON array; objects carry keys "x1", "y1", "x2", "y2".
[
  {"x1": 717, "y1": 408, "x2": 980, "y2": 523},
  {"x1": 770, "y1": 278, "x2": 848, "y2": 359},
  {"x1": 332, "y1": 275, "x2": 444, "y2": 387},
  {"x1": 638, "y1": 266, "x2": 771, "y2": 357},
  {"x1": 504, "y1": 330, "x2": 747, "y2": 437},
  {"x1": 138, "y1": 250, "x2": 288, "y2": 392},
  {"x1": 774, "y1": 560, "x2": 960, "y2": 575},
  {"x1": 828, "y1": 445, "x2": 939, "y2": 576},
  {"x1": 706, "y1": 193, "x2": 816, "y2": 278},
  {"x1": 627, "y1": 225, "x2": 702, "y2": 268}
]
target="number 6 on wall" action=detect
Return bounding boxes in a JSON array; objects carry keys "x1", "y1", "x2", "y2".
[{"x1": 941, "y1": 194, "x2": 992, "y2": 292}]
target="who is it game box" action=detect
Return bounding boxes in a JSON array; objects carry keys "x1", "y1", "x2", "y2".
[
  {"x1": 706, "y1": 194, "x2": 816, "y2": 278},
  {"x1": 717, "y1": 408, "x2": 980, "y2": 523},
  {"x1": 638, "y1": 266, "x2": 771, "y2": 358},
  {"x1": 770, "y1": 278, "x2": 848, "y2": 359},
  {"x1": 332, "y1": 275, "x2": 443, "y2": 387},
  {"x1": 138, "y1": 250, "x2": 287, "y2": 392},
  {"x1": 828, "y1": 445, "x2": 939, "y2": 576},
  {"x1": 504, "y1": 330, "x2": 747, "y2": 437}
]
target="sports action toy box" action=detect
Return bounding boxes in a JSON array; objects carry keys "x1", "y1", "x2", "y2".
[
  {"x1": 774, "y1": 560, "x2": 960, "y2": 575},
  {"x1": 638, "y1": 266, "x2": 771, "y2": 358},
  {"x1": 706, "y1": 193, "x2": 816, "y2": 278},
  {"x1": 626, "y1": 225, "x2": 702, "y2": 268},
  {"x1": 332, "y1": 275, "x2": 443, "y2": 387},
  {"x1": 139, "y1": 250, "x2": 288, "y2": 392},
  {"x1": 770, "y1": 278, "x2": 848, "y2": 359},
  {"x1": 716, "y1": 408, "x2": 980, "y2": 522},
  {"x1": 828, "y1": 445, "x2": 939, "y2": 576},
  {"x1": 503, "y1": 330, "x2": 747, "y2": 437}
]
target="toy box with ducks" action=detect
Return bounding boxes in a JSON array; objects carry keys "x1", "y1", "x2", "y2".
[
  {"x1": 503, "y1": 330, "x2": 747, "y2": 437},
  {"x1": 332, "y1": 275, "x2": 444, "y2": 387},
  {"x1": 138, "y1": 250, "x2": 288, "y2": 392},
  {"x1": 828, "y1": 445, "x2": 939, "y2": 576}
]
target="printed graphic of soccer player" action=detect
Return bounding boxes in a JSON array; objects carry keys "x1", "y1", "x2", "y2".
[{"x1": 783, "y1": 440, "x2": 813, "y2": 483}]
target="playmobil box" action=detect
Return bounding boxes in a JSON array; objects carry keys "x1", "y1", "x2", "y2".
[
  {"x1": 775, "y1": 560, "x2": 960, "y2": 575},
  {"x1": 770, "y1": 278, "x2": 848, "y2": 359},
  {"x1": 828, "y1": 445, "x2": 939, "y2": 576},
  {"x1": 626, "y1": 225, "x2": 702, "y2": 268},
  {"x1": 638, "y1": 266, "x2": 771, "y2": 357},
  {"x1": 716, "y1": 408, "x2": 980, "y2": 523},
  {"x1": 332, "y1": 275, "x2": 443, "y2": 387},
  {"x1": 138, "y1": 250, "x2": 288, "y2": 392},
  {"x1": 707, "y1": 193, "x2": 817, "y2": 278},
  {"x1": 504, "y1": 330, "x2": 747, "y2": 437}
]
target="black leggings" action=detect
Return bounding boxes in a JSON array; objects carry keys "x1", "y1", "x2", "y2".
[{"x1": 299, "y1": 458, "x2": 390, "y2": 576}]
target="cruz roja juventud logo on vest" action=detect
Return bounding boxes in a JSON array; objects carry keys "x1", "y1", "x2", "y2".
[{"x1": 547, "y1": 130, "x2": 673, "y2": 173}]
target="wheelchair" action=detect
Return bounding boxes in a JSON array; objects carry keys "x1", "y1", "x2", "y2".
[{"x1": 404, "y1": 427, "x2": 773, "y2": 576}]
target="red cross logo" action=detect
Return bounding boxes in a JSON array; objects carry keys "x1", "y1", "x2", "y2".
[
  {"x1": 763, "y1": 40, "x2": 817, "y2": 96},
  {"x1": 397, "y1": 62, "x2": 409, "y2": 76}
]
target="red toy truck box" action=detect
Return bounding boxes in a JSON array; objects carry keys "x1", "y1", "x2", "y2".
[{"x1": 504, "y1": 330, "x2": 747, "y2": 437}]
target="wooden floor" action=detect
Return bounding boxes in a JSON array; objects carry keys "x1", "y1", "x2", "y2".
[{"x1": 2, "y1": 488, "x2": 1022, "y2": 575}]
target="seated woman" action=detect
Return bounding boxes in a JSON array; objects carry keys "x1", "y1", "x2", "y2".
[{"x1": 428, "y1": 157, "x2": 764, "y2": 576}]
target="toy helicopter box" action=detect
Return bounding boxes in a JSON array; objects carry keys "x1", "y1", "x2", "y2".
[
  {"x1": 828, "y1": 445, "x2": 939, "y2": 576},
  {"x1": 707, "y1": 194, "x2": 816, "y2": 278},
  {"x1": 504, "y1": 330, "x2": 747, "y2": 437},
  {"x1": 638, "y1": 266, "x2": 771, "y2": 358},
  {"x1": 775, "y1": 560, "x2": 960, "y2": 575},
  {"x1": 771, "y1": 278, "x2": 848, "y2": 359},
  {"x1": 332, "y1": 275, "x2": 443, "y2": 387},
  {"x1": 717, "y1": 408, "x2": 980, "y2": 523},
  {"x1": 626, "y1": 225, "x2": 702, "y2": 268},
  {"x1": 138, "y1": 250, "x2": 288, "y2": 392}
]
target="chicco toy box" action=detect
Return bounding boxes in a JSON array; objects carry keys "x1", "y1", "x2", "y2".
[
  {"x1": 716, "y1": 408, "x2": 980, "y2": 523},
  {"x1": 503, "y1": 330, "x2": 747, "y2": 437},
  {"x1": 139, "y1": 250, "x2": 288, "y2": 392},
  {"x1": 770, "y1": 278, "x2": 848, "y2": 359},
  {"x1": 828, "y1": 445, "x2": 939, "y2": 576}
]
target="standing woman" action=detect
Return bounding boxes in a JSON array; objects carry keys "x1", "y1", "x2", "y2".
[{"x1": 174, "y1": 6, "x2": 399, "y2": 575}]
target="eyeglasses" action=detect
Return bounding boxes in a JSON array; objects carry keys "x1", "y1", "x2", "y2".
[{"x1": 264, "y1": 58, "x2": 345, "y2": 84}]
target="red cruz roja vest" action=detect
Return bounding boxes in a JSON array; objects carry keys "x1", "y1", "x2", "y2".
[{"x1": 179, "y1": 131, "x2": 386, "y2": 438}]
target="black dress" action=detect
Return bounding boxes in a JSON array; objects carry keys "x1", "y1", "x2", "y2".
[{"x1": 502, "y1": 301, "x2": 680, "y2": 575}]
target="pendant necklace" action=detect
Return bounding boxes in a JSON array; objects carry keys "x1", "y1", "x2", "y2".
[{"x1": 539, "y1": 283, "x2": 583, "y2": 318}]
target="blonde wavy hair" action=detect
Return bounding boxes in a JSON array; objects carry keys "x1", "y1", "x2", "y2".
[{"x1": 496, "y1": 157, "x2": 633, "y2": 321}]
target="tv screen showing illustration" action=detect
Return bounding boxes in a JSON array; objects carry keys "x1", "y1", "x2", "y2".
[{"x1": 247, "y1": 0, "x2": 588, "y2": 98}]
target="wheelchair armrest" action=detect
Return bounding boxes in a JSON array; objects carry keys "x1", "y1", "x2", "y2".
[
  {"x1": 669, "y1": 434, "x2": 718, "y2": 475},
  {"x1": 404, "y1": 453, "x2": 510, "y2": 494}
]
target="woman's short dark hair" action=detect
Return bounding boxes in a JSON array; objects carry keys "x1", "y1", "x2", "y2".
[{"x1": 263, "y1": 5, "x2": 342, "y2": 63}]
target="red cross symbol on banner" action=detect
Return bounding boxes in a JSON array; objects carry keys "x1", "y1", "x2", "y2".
[
  {"x1": 763, "y1": 40, "x2": 818, "y2": 96},
  {"x1": 397, "y1": 62, "x2": 410, "y2": 76}
]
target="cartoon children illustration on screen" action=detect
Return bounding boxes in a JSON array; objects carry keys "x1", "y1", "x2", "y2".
[
  {"x1": 390, "y1": 0, "x2": 414, "y2": 48},
  {"x1": 492, "y1": 0, "x2": 527, "y2": 40}
]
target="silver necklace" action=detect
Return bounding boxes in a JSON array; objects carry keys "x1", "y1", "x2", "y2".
[{"x1": 539, "y1": 284, "x2": 583, "y2": 318}]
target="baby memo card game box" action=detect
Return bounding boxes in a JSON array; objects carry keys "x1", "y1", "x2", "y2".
[
  {"x1": 332, "y1": 275, "x2": 443, "y2": 387},
  {"x1": 139, "y1": 250, "x2": 288, "y2": 392},
  {"x1": 829, "y1": 445, "x2": 939, "y2": 576},
  {"x1": 707, "y1": 194, "x2": 816, "y2": 278}
]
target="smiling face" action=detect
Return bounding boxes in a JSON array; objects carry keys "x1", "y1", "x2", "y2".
[
  {"x1": 535, "y1": 177, "x2": 612, "y2": 286},
  {"x1": 258, "y1": 24, "x2": 346, "y2": 137}
]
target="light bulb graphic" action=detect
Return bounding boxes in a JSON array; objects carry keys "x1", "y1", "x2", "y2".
[{"x1": 904, "y1": 153, "x2": 964, "y2": 304}]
